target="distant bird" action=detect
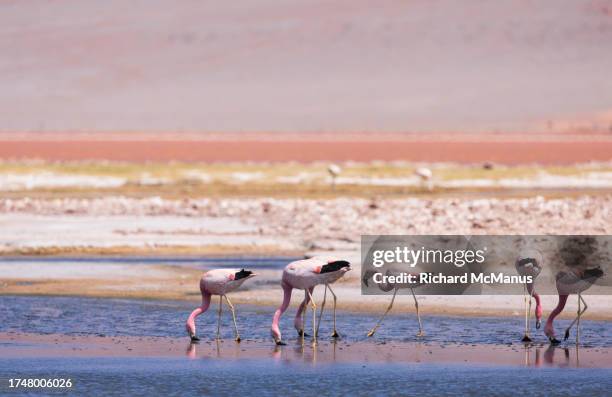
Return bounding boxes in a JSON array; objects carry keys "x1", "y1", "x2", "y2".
[
  {"x1": 362, "y1": 269, "x2": 426, "y2": 337},
  {"x1": 545, "y1": 237, "x2": 604, "y2": 345},
  {"x1": 414, "y1": 167, "x2": 433, "y2": 190},
  {"x1": 327, "y1": 164, "x2": 342, "y2": 189},
  {"x1": 545, "y1": 267, "x2": 603, "y2": 345},
  {"x1": 186, "y1": 269, "x2": 256, "y2": 342},
  {"x1": 515, "y1": 256, "x2": 543, "y2": 342},
  {"x1": 271, "y1": 257, "x2": 351, "y2": 345}
]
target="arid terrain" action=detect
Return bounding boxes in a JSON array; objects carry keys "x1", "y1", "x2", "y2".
[{"x1": 1, "y1": 1, "x2": 612, "y2": 134}]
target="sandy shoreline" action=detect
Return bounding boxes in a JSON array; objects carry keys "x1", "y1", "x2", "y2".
[
  {"x1": 1, "y1": 332, "x2": 609, "y2": 368},
  {"x1": 1, "y1": 260, "x2": 612, "y2": 321}
]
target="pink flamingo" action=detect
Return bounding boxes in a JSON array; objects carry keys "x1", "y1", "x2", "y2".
[
  {"x1": 362, "y1": 269, "x2": 425, "y2": 337},
  {"x1": 545, "y1": 267, "x2": 603, "y2": 345},
  {"x1": 186, "y1": 268, "x2": 256, "y2": 342},
  {"x1": 515, "y1": 256, "x2": 543, "y2": 342},
  {"x1": 271, "y1": 257, "x2": 351, "y2": 345}
]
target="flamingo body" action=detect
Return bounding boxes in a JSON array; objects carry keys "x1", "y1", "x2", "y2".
[
  {"x1": 186, "y1": 268, "x2": 255, "y2": 342},
  {"x1": 200, "y1": 268, "x2": 254, "y2": 295},
  {"x1": 283, "y1": 257, "x2": 350, "y2": 290},
  {"x1": 271, "y1": 256, "x2": 351, "y2": 345},
  {"x1": 545, "y1": 267, "x2": 603, "y2": 344}
]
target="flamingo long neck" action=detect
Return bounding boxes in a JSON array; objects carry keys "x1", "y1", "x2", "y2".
[
  {"x1": 271, "y1": 282, "x2": 293, "y2": 338},
  {"x1": 544, "y1": 294, "x2": 568, "y2": 336},
  {"x1": 533, "y1": 292, "x2": 542, "y2": 320},
  {"x1": 186, "y1": 292, "x2": 211, "y2": 335}
]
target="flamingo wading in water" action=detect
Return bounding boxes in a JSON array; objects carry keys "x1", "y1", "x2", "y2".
[
  {"x1": 362, "y1": 269, "x2": 425, "y2": 337},
  {"x1": 515, "y1": 256, "x2": 543, "y2": 342},
  {"x1": 186, "y1": 269, "x2": 255, "y2": 342},
  {"x1": 545, "y1": 267, "x2": 603, "y2": 345},
  {"x1": 271, "y1": 257, "x2": 351, "y2": 345},
  {"x1": 545, "y1": 237, "x2": 604, "y2": 345}
]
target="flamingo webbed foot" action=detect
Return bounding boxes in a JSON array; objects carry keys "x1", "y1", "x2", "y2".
[
  {"x1": 190, "y1": 335, "x2": 200, "y2": 343},
  {"x1": 275, "y1": 340, "x2": 286, "y2": 346},
  {"x1": 416, "y1": 331, "x2": 425, "y2": 337},
  {"x1": 297, "y1": 329, "x2": 310, "y2": 337},
  {"x1": 235, "y1": 337, "x2": 241, "y2": 343},
  {"x1": 367, "y1": 330, "x2": 376, "y2": 337},
  {"x1": 521, "y1": 335, "x2": 533, "y2": 343},
  {"x1": 549, "y1": 336, "x2": 561, "y2": 345},
  {"x1": 331, "y1": 330, "x2": 340, "y2": 338}
]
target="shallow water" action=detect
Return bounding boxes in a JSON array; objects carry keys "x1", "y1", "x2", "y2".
[
  {"x1": 0, "y1": 256, "x2": 298, "y2": 270},
  {"x1": 1, "y1": 295, "x2": 611, "y2": 348},
  {"x1": 2, "y1": 295, "x2": 612, "y2": 396},
  {"x1": 0, "y1": 357, "x2": 611, "y2": 397}
]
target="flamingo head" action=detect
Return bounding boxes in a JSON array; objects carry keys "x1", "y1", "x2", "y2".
[
  {"x1": 544, "y1": 322, "x2": 560, "y2": 345},
  {"x1": 186, "y1": 321, "x2": 199, "y2": 342},
  {"x1": 271, "y1": 327, "x2": 285, "y2": 346},
  {"x1": 535, "y1": 306, "x2": 543, "y2": 329}
]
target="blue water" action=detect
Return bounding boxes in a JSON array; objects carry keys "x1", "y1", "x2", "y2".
[
  {"x1": 0, "y1": 358, "x2": 611, "y2": 397},
  {"x1": 0, "y1": 256, "x2": 298, "y2": 270},
  {"x1": 1, "y1": 295, "x2": 612, "y2": 396},
  {"x1": 1, "y1": 295, "x2": 611, "y2": 348},
  {"x1": 1, "y1": 251, "x2": 611, "y2": 396}
]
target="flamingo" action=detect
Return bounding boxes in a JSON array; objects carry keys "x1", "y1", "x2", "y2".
[
  {"x1": 186, "y1": 268, "x2": 256, "y2": 343},
  {"x1": 545, "y1": 267, "x2": 603, "y2": 345},
  {"x1": 327, "y1": 163, "x2": 342, "y2": 189},
  {"x1": 544, "y1": 236, "x2": 606, "y2": 345},
  {"x1": 271, "y1": 257, "x2": 351, "y2": 345},
  {"x1": 362, "y1": 269, "x2": 425, "y2": 337},
  {"x1": 414, "y1": 167, "x2": 433, "y2": 190},
  {"x1": 515, "y1": 256, "x2": 543, "y2": 342}
]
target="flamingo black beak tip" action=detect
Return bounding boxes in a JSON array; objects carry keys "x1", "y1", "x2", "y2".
[{"x1": 536, "y1": 320, "x2": 541, "y2": 329}]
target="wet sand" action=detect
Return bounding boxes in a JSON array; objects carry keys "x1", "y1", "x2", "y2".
[
  {"x1": 2, "y1": 332, "x2": 610, "y2": 368},
  {"x1": 2, "y1": 135, "x2": 612, "y2": 164},
  {"x1": 2, "y1": 258, "x2": 612, "y2": 320}
]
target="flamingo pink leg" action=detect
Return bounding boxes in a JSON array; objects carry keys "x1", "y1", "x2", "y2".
[
  {"x1": 186, "y1": 292, "x2": 212, "y2": 341},
  {"x1": 271, "y1": 282, "x2": 293, "y2": 345},
  {"x1": 294, "y1": 288, "x2": 313, "y2": 336},
  {"x1": 545, "y1": 294, "x2": 569, "y2": 344}
]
